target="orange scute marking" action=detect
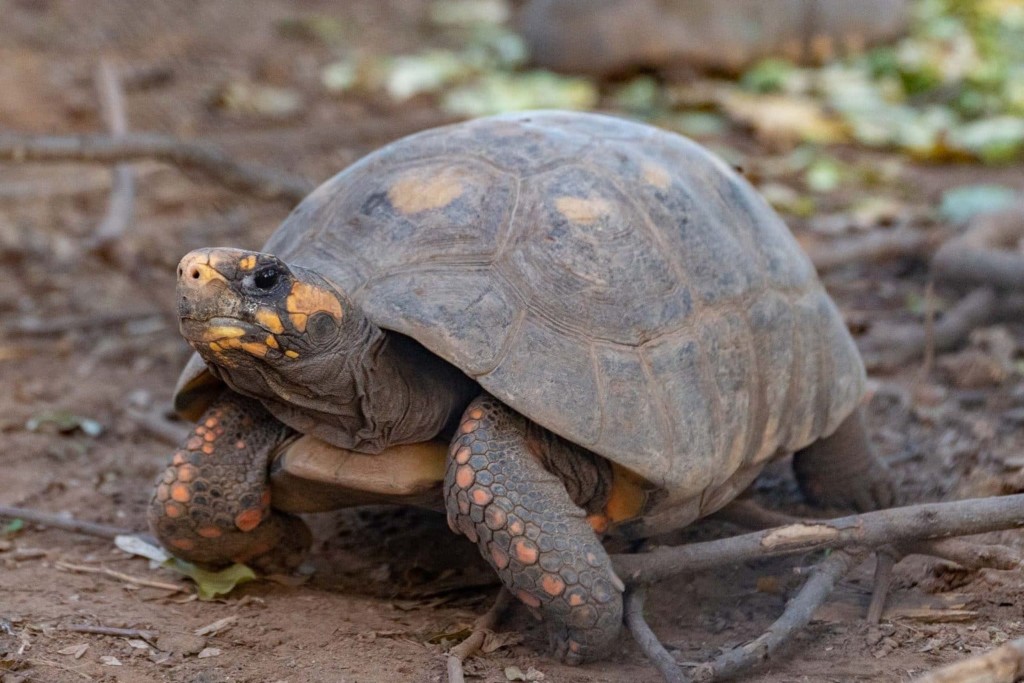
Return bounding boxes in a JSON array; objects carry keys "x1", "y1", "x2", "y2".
[
  {"x1": 201, "y1": 443, "x2": 215, "y2": 454},
  {"x1": 454, "y1": 447, "x2": 471, "y2": 464},
  {"x1": 541, "y1": 574, "x2": 566, "y2": 596},
  {"x1": 235, "y1": 508, "x2": 263, "y2": 532},
  {"x1": 586, "y1": 513, "x2": 610, "y2": 535},
  {"x1": 164, "y1": 502, "x2": 184, "y2": 518},
  {"x1": 170, "y1": 537, "x2": 194, "y2": 550},
  {"x1": 285, "y1": 281, "x2": 343, "y2": 333},
  {"x1": 516, "y1": 590, "x2": 541, "y2": 608},
  {"x1": 260, "y1": 490, "x2": 271, "y2": 506},
  {"x1": 490, "y1": 544, "x2": 509, "y2": 569},
  {"x1": 265, "y1": 335, "x2": 279, "y2": 349},
  {"x1": 467, "y1": 408, "x2": 484, "y2": 420},
  {"x1": 235, "y1": 440, "x2": 246, "y2": 450},
  {"x1": 568, "y1": 593, "x2": 585, "y2": 607},
  {"x1": 484, "y1": 506, "x2": 507, "y2": 530},
  {"x1": 455, "y1": 465, "x2": 474, "y2": 489},
  {"x1": 176, "y1": 464, "x2": 198, "y2": 483},
  {"x1": 203, "y1": 431, "x2": 216, "y2": 442},
  {"x1": 197, "y1": 526, "x2": 223, "y2": 539},
  {"x1": 460, "y1": 419, "x2": 479, "y2": 434},
  {"x1": 508, "y1": 519, "x2": 524, "y2": 536},
  {"x1": 387, "y1": 166, "x2": 466, "y2": 214},
  {"x1": 170, "y1": 483, "x2": 192, "y2": 503},
  {"x1": 238, "y1": 255, "x2": 257, "y2": 271},
  {"x1": 284, "y1": 349, "x2": 300, "y2": 359},
  {"x1": 255, "y1": 308, "x2": 285, "y2": 334},
  {"x1": 470, "y1": 487, "x2": 493, "y2": 506},
  {"x1": 204, "y1": 417, "x2": 218, "y2": 429},
  {"x1": 605, "y1": 465, "x2": 648, "y2": 523},
  {"x1": 512, "y1": 538, "x2": 539, "y2": 565},
  {"x1": 241, "y1": 341, "x2": 270, "y2": 358}
]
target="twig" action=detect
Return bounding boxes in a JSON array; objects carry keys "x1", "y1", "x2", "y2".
[
  {"x1": 624, "y1": 587, "x2": 690, "y2": 683},
  {"x1": 866, "y1": 550, "x2": 896, "y2": 624},
  {"x1": 0, "y1": 132, "x2": 313, "y2": 205},
  {"x1": 88, "y1": 59, "x2": 136, "y2": 258},
  {"x1": 55, "y1": 560, "x2": 186, "y2": 593},
  {"x1": 66, "y1": 624, "x2": 157, "y2": 641},
  {"x1": 611, "y1": 493, "x2": 1024, "y2": 585},
  {"x1": 809, "y1": 226, "x2": 940, "y2": 272},
  {"x1": 913, "y1": 636, "x2": 1024, "y2": 683},
  {"x1": 693, "y1": 549, "x2": 867, "y2": 682},
  {"x1": 903, "y1": 538, "x2": 1022, "y2": 571},
  {"x1": 446, "y1": 589, "x2": 512, "y2": 683},
  {"x1": 0, "y1": 505, "x2": 133, "y2": 540}
]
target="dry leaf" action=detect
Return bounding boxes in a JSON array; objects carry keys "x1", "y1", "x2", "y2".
[
  {"x1": 57, "y1": 644, "x2": 88, "y2": 659},
  {"x1": 100, "y1": 655, "x2": 122, "y2": 666},
  {"x1": 481, "y1": 630, "x2": 522, "y2": 653},
  {"x1": 197, "y1": 647, "x2": 222, "y2": 658},
  {"x1": 194, "y1": 616, "x2": 237, "y2": 637}
]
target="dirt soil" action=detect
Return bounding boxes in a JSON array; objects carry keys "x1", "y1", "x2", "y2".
[{"x1": 3, "y1": 2, "x2": 1024, "y2": 682}]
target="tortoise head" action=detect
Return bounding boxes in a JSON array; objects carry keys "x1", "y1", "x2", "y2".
[{"x1": 176, "y1": 248, "x2": 353, "y2": 403}]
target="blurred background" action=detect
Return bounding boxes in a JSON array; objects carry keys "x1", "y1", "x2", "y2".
[{"x1": 1, "y1": 1, "x2": 1024, "y2": 681}]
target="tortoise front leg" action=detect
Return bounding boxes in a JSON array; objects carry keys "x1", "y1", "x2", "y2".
[
  {"x1": 148, "y1": 391, "x2": 311, "y2": 573},
  {"x1": 444, "y1": 395, "x2": 623, "y2": 665}
]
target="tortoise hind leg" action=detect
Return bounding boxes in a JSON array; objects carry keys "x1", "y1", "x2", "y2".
[
  {"x1": 792, "y1": 406, "x2": 898, "y2": 511},
  {"x1": 445, "y1": 395, "x2": 623, "y2": 665}
]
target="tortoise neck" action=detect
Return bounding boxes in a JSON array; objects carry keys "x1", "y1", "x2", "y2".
[{"x1": 268, "y1": 304, "x2": 477, "y2": 453}]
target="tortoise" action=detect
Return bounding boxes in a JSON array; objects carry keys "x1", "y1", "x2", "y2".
[{"x1": 149, "y1": 110, "x2": 894, "y2": 664}]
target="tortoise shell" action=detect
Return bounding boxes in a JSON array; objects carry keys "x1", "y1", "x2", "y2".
[{"x1": 180, "y1": 111, "x2": 864, "y2": 501}]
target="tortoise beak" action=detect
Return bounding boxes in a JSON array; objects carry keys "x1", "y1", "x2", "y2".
[{"x1": 177, "y1": 249, "x2": 249, "y2": 323}]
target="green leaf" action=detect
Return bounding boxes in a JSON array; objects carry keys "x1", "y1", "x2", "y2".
[
  {"x1": 949, "y1": 116, "x2": 1024, "y2": 163},
  {"x1": 741, "y1": 58, "x2": 797, "y2": 94},
  {"x1": 165, "y1": 558, "x2": 257, "y2": 600},
  {"x1": 939, "y1": 184, "x2": 1018, "y2": 223},
  {"x1": 1, "y1": 519, "x2": 24, "y2": 536},
  {"x1": 25, "y1": 411, "x2": 103, "y2": 437}
]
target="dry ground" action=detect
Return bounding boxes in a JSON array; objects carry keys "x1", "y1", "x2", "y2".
[{"x1": 2, "y1": 2, "x2": 1024, "y2": 682}]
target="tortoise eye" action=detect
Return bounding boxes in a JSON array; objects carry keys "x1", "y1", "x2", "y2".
[{"x1": 253, "y1": 268, "x2": 280, "y2": 291}]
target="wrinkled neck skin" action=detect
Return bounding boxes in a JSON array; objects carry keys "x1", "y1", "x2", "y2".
[{"x1": 209, "y1": 297, "x2": 478, "y2": 454}]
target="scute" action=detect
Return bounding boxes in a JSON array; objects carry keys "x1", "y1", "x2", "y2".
[{"x1": 247, "y1": 111, "x2": 865, "y2": 499}]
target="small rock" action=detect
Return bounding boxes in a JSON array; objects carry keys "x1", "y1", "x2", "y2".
[
  {"x1": 197, "y1": 647, "x2": 222, "y2": 659},
  {"x1": 100, "y1": 656, "x2": 122, "y2": 666},
  {"x1": 155, "y1": 633, "x2": 206, "y2": 656}
]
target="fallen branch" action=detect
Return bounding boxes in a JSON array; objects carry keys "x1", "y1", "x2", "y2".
[
  {"x1": 859, "y1": 287, "x2": 1004, "y2": 372},
  {"x1": 88, "y1": 60, "x2": 135, "y2": 259},
  {"x1": 0, "y1": 505, "x2": 133, "y2": 540},
  {"x1": 610, "y1": 494, "x2": 1024, "y2": 585},
  {"x1": 913, "y1": 636, "x2": 1024, "y2": 683},
  {"x1": 7, "y1": 310, "x2": 164, "y2": 336},
  {"x1": 0, "y1": 132, "x2": 313, "y2": 205},
  {"x1": 932, "y1": 203, "x2": 1024, "y2": 292},
  {"x1": 446, "y1": 589, "x2": 512, "y2": 683},
  {"x1": 127, "y1": 406, "x2": 190, "y2": 445},
  {"x1": 809, "y1": 226, "x2": 941, "y2": 272},
  {"x1": 624, "y1": 587, "x2": 689, "y2": 683},
  {"x1": 694, "y1": 549, "x2": 867, "y2": 682},
  {"x1": 55, "y1": 560, "x2": 185, "y2": 593}
]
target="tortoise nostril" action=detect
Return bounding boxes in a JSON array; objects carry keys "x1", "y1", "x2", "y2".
[
  {"x1": 177, "y1": 267, "x2": 183, "y2": 278},
  {"x1": 191, "y1": 269, "x2": 201, "y2": 280}
]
